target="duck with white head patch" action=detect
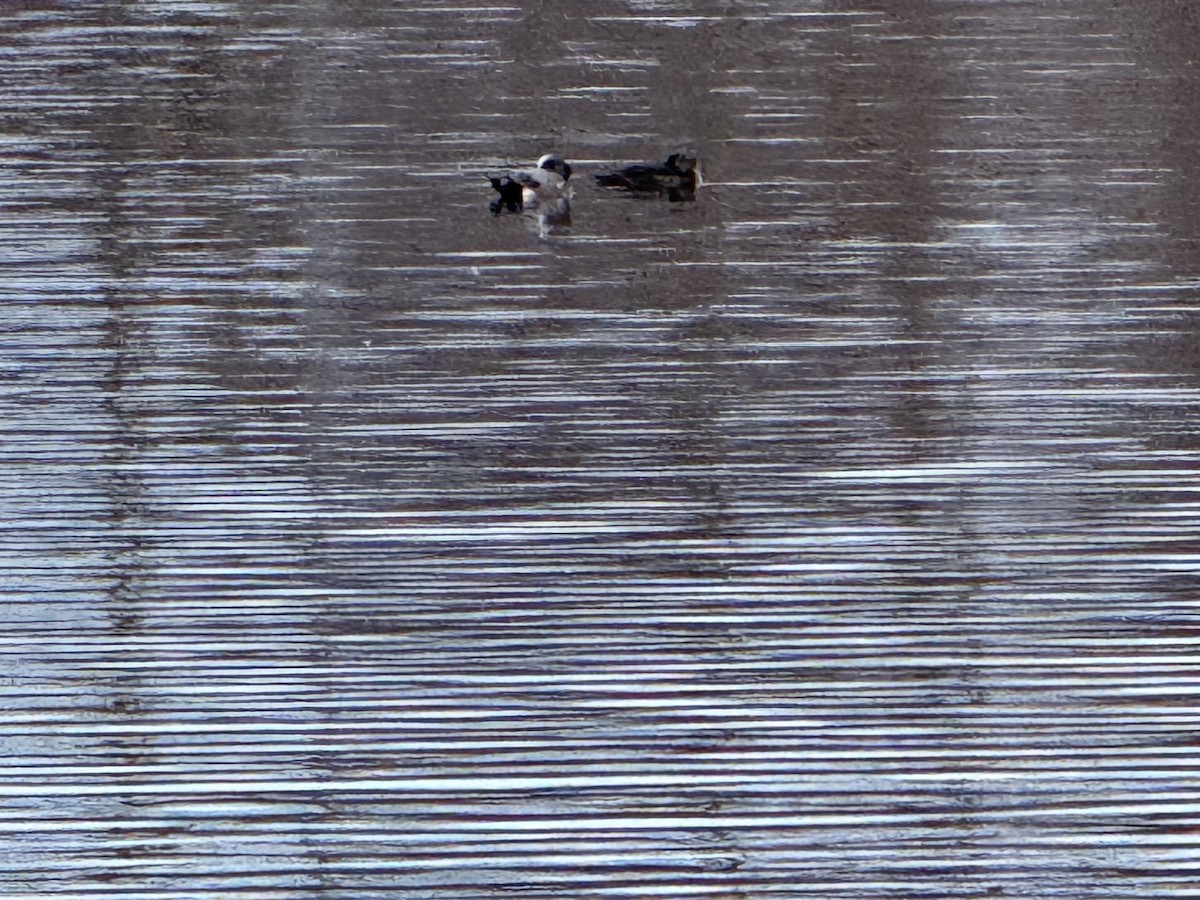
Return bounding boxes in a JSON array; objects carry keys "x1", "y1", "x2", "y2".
[{"x1": 488, "y1": 154, "x2": 572, "y2": 214}]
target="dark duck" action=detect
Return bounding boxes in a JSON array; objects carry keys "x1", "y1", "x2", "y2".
[
  {"x1": 595, "y1": 151, "x2": 698, "y2": 201},
  {"x1": 488, "y1": 154, "x2": 572, "y2": 214}
]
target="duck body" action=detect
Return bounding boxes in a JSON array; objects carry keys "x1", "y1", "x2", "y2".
[
  {"x1": 488, "y1": 154, "x2": 572, "y2": 213},
  {"x1": 595, "y1": 152, "x2": 697, "y2": 199}
]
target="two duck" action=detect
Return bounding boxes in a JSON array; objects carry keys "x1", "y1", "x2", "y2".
[{"x1": 487, "y1": 151, "x2": 698, "y2": 214}]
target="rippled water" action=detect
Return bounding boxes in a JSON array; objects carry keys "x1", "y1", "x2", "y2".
[{"x1": 5, "y1": 1, "x2": 1200, "y2": 897}]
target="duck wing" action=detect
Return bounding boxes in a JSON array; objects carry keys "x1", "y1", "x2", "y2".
[{"x1": 594, "y1": 163, "x2": 663, "y2": 190}]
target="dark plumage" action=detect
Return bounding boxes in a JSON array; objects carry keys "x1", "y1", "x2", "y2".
[
  {"x1": 595, "y1": 152, "x2": 697, "y2": 200},
  {"x1": 488, "y1": 175, "x2": 525, "y2": 212}
]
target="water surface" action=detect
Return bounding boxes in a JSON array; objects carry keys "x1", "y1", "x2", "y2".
[{"x1": 3, "y1": 2, "x2": 1200, "y2": 897}]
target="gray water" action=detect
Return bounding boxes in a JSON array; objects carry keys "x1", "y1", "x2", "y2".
[{"x1": 4, "y1": 2, "x2": 1200, "y2": 897}]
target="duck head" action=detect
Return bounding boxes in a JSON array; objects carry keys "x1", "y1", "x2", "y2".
[
  {"x1": 537, "y1": 154, "x2": 572, "y2": 181},
  {"x1": 666, "y1": 152, "x2": 697, "y2": 173}
]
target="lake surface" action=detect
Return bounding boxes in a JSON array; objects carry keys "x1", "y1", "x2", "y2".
[{"x1": 4, "y1": 1, "x2": 1200, "y2": 896}]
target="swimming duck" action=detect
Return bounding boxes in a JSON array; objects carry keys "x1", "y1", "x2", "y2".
[
  {"x1": 488, "y1": 154, "x2": 572, "y2": 213},
  {"x1": 595, "y1": 151, "x2": 697, "y2": 200}
]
